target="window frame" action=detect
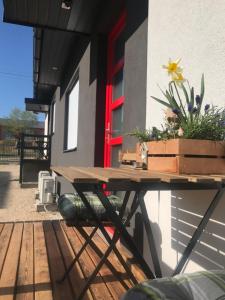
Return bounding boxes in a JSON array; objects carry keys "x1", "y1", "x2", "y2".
[
  {"x1": 51, "y1": 101, "x2": 56, "y2": 135},
  {"x1": 64, "y1": 75, "x2": 80, "y2": 152}
]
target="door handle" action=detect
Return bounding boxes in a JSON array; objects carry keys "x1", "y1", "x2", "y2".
[{"x1": 106, "y1": 122, "x2": 112, "y2": 135}]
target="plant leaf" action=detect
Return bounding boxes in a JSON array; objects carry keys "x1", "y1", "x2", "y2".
[
  {"x1": 169, "y1": 82, "x2": 174, "y2": 97},
  {"x1": 166, "y1": 91, "x2": 179, "y2": 109},
  {"x1": 190, "y1": 87, "x2": 194, "y2": 106},
  {"x1": 200, "y1": 74, "x2": 205, "y2": 101},
  {"x1": 158, "y1": 85, "x2": 170, "y2": 100},
  {"x1": 151, "y1": 96, "x2": 171, "y2": 108},
  {"x1": 181, "y1": 83, "x2": 190, "y2": 105}
]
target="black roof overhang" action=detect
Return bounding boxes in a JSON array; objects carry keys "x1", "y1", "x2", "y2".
[
  {"x1": 3, "y1": 0, "x2": 125, "y2": 103},
  {"x1": 25, "y1": 98, "x2": 50, "y2": 113}
]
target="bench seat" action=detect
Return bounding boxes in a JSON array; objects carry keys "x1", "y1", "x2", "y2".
[{"x1": 57, "y1": 193, "x2": 128, "y2": 226}]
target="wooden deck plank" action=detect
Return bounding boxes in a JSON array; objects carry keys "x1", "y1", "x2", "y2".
[
  {"x1": 0, "y1": 221, "x2": 146, "y2": 300},
  {"x1": 43, "y1": 221, "x2": 74, "y2": 300},
  {"x1": 0, "y1": 224, "x2": 13, "y2": 278},
  {"x1": 0, "y1": 225, "x2": 4, "y2": 236},
  {"x1": 83, "y1": 228, "x2": 133, "y2": 288},
  {"x1": 61, "y1": 222, "x2": 114, "y2": 300},
  {"x1": 77, "y1": 227, "x2": 132, "y2": 299},
  {"x1": 86, "y1": 228, "x2": 146, "y2": 283},
  {"x1": 16, "y1": 223, "x2": 34, "y2": 300},
  {"x1": 0, "y1": 223, "x2": 23, "y2": 300},
  {"x1": 84, "y1": 227, "x2": 146, "y2": 283},
  {"x1": 116, "y1": 245, "x2": 146, "y2": 283},
  {"x1": 33, "y1": 222, "x2": 53, "y2": 300},
  {"x1": 52, "y1": 221, "x2": 93, "y2": 300}
]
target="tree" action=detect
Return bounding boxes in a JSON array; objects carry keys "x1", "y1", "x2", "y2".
[{"x1": 5, "y1": 108, "x2": 38, "y2": 138}]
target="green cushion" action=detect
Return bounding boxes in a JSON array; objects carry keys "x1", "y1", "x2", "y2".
[
  {"x1": 58, "y1": 193, "x2": 125, "y2": 223},
  {"x1": 122, "y1": 270, "x2": 225, "y2": 300}
]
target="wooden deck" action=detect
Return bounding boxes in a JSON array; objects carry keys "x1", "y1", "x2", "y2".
[{"x1": 0, "y1": 220, "x2": 145, "y2": 300}]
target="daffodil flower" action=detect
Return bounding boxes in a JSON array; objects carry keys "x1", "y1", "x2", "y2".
[
  {"x1": 172, "y1": 72, "x2": 185, "y2": 84},
  {"x1": 163, "y1": 58, "x2": 183, "y2": 76}
]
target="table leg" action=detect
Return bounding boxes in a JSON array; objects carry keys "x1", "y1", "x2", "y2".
[
  {"x1": 73, "y1": 188, "x2": 144, "y2": 299},
  {"x1": 57, "y1": 226, "x2": 98, "y2": 283},
  {"x1": 139, "y1": 195, "x2": 162, "y2": 278},
  {"x1": 94, "y1": 186, "x2": 156, "y2": 279},
  {"x1": 57, "y1": 192, "x2": 131, "y2": 284},
  {"x1": 173, "y1": 187, "x2": 225, "y2": 275},
  {"x1": 78, "y1": 227, "x2": 130, "y2": 290},
  {"x1": 74, "y1": 185, "x2": 141, "y2": 283},
  {"x1": 77, "y1": 189, "x2": 149, "y2": 300}
]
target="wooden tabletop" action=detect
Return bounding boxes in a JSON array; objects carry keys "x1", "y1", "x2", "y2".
[{"x1": 51, "y1": 166, "x2": 225, "y2": 184}]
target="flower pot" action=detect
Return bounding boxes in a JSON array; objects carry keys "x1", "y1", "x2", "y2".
[{"x1": 136, "y1": 139, "x2": 225, "y2": 174}]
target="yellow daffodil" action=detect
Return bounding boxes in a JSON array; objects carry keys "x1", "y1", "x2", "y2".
[
  {"x1": 172, "y1": 72, "x2": 185, "y2": 84},
  {"x1": 163, "y1": 58, "x2": 182, "y2": 76}
]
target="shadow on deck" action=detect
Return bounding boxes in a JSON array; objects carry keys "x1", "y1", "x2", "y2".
[{"x1": 0, "y1": 220, "x2": 145, "y2": 300}]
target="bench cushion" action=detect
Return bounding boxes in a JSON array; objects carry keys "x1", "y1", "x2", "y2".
[
  {"x1": 122, "y1": 270, "x2": 225, "y2": 300},
  {"x1": 58, "y1": 193, "x2": 126, "y2": 223}
]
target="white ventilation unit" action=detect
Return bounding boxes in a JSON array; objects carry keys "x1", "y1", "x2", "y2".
[
  {"x1": 38, "y1": 171, "x2": 50, "y2": 192},
  {"x1": 39, "y1": 176, "x2": 55, "y2": 204}
]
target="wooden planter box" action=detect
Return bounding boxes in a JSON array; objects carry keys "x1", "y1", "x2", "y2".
[{"x1": 136, "y1": 139, "x2": 225, "y2": 174}]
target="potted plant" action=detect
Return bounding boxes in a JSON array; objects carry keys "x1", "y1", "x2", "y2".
[{"x1": 129, "y1": 59, "x2": 225, "y2": 174}]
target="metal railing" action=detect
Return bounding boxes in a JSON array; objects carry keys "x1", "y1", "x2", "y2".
[
  {"x1": 19, "y1": 133, "x2": 51, "y2": 184},
  {"x1": 19, "y1": 133, "x2": 51, "y2": 161},
  {"x1": 0, "y1": 139, "x2": 19, "y2": 163}
]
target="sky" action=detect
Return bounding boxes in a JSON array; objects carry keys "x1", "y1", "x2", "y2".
[{"x1": 0, "y1": 1, "x2": 38, "y2": 119}]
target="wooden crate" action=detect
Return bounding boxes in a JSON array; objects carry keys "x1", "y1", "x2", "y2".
[
  {"x1": 119, "y1": 150, "x2": 136, "y2": 165},
  {"x1": 137, "y1": 139, "x2": 225, "y2": 174}
]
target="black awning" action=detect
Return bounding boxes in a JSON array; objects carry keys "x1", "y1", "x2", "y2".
[
  {"x1": 4, "y1": 0, "x2": 124, "y2": 103},
  {"x1": 3, "y1": 0, "x2": 101, "y2": 35},
  {"x1": 25, "y1": 98, "x2": 49, "y2": 113}
]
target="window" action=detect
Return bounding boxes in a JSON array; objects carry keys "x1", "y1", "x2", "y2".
[
  {"x1": 65, "y1": 79, "x2": 79, "y2": 151},
  {"x1": 52, "y1": 102, "x2": 56, "y2": 134}
]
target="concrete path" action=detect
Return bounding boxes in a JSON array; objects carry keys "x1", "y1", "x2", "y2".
[{"x1": 0, "y1": 164, "x2": 61, "y2": 222}]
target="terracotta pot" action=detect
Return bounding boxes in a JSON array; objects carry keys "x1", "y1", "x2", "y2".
[{"x1": 136, "y1": 139, "x2": 225, "y2": 174}]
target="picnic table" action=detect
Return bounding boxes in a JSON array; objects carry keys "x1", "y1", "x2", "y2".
[{"x1": 52, "y1": 166, "x2": 225, "y2": 299}]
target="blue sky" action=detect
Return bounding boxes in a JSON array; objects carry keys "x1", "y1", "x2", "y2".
[{"x1": 0, "y1": 1, "x2": 36, "y2": 119}]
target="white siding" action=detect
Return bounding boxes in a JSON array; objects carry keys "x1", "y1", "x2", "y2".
[{"x1": 146, "y1": 0, "x2": 225, "y2": 275}]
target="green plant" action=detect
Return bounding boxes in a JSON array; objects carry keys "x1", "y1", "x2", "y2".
[
  {"x1": 181, "y1": 107, "x2": 225, "y2": 140},
  {"x1": 129, "y1": 60, "x2": 225, "y2": 143},
  {"x1": 128, "y1": 127, "x2": 163, "y2": 143},
  {"x1": 150, "y1": 59, "x2": 225, "y2": 141}
]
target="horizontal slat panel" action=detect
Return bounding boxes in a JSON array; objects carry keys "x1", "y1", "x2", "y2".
[{"x1": 52, "y1": 166, "x2": 225, "y2": 184}]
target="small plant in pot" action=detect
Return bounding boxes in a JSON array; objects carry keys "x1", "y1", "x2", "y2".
[{"x1": 129, "y1": 59, "x2": 225, "y2": 174}]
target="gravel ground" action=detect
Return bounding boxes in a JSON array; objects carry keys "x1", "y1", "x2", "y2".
[{"x1": 0, "y1": 164, "x2": 61, "y2": 222}]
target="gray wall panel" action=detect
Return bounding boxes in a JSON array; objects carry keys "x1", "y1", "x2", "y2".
[
  {"x1": 50, "y1": 2, "x2": 149, "y2": 193},
  {"x1": 51, "y1": 43, "x2": 97, "y2": 168},
  {"x1": 123, "y1": 0, "x2": 148, "y2": 150}
]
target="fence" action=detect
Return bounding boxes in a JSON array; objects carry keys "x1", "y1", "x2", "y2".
[
  {"x1": 0, "y1": 139, "x2": 19, "y2": 163},
  {"x1": 19, "y1": 134, "x2": 51, "y2": 184}
]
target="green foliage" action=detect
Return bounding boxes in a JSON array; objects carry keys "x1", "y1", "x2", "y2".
[
  {"x1": 128, "y1": 127, "x2": 171, "y2": 143},
  {"x1": 130, "y1": 74, "x2": 225, "y2": 142},
  {"x1": 181, "y1": 107, "x2": 225, "y2": 140},
  {"x1": 5, "y1": 108, "x2": 38, "y2": 138},
  {"x1": 152, "y1": 75, "x2": 205, "y2": 121}
]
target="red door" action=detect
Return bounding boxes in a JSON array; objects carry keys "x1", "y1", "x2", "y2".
[{"x1": 104, "y1": 13, "x2": 126, "y2": 168}]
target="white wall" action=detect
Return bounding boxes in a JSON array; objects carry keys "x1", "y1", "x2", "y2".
[{"x1": 146, "y1": 0, "x2": 225, "y2": 275}]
